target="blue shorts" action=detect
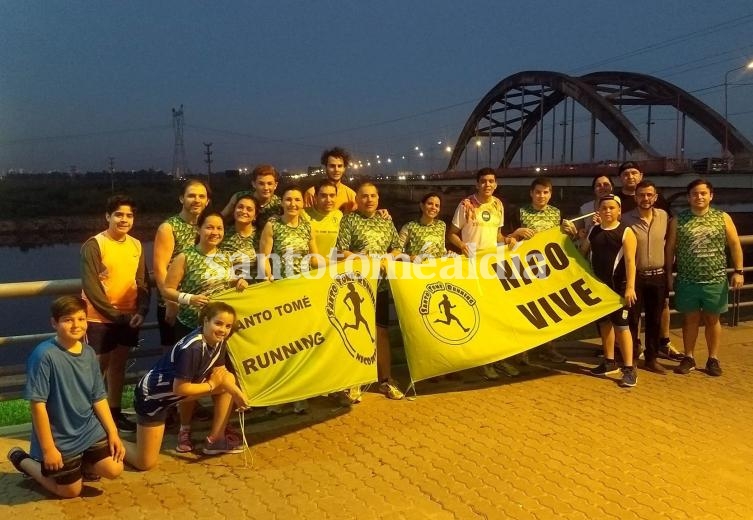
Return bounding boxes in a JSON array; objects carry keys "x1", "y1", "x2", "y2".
[{"x1": 674, "y1": 280, "x2": 728, "y2": 314}]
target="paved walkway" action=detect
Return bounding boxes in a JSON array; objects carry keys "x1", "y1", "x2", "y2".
[{"x1": 2, "y1": 322, "x2": 753, "y2": 519}]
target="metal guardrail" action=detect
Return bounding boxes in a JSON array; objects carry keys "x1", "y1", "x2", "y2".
[{"x1": 0, "y1": 236, "x2": 751, "y2": 400}]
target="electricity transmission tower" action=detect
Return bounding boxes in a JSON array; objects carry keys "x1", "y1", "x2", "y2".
[{"x1": 171, "y1": 105, "x2": 189, "y2": 179}]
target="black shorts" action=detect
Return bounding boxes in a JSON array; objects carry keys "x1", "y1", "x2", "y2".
[
  {"x1": 136, "y1": 407, "x2": 172, "y2": 426},
  {"x1": 40, "y1": 438, "x2": 110, "y2": 485},
  {"x1": 87, "y1": 322, "x2": 139, "y2": 354},
  {"x1": 597, "y1": 306, "x2": 630, "y2": 330},
  {"x1": 157, "y1": 304, "x2": 176, "y2": 347},
  {"x1": 376, "y1": 291, "x2": 389, "y2": 329}
]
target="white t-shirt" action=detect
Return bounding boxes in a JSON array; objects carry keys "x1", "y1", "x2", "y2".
[{"x1": 451, "y1": 194, "x2": 504, "y2": 250}]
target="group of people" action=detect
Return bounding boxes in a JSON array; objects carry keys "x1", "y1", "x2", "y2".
[
  {"x1": 6, "y1": 147, "x2": 745, "y2": 497},
  {"x1": 563, "y1": 162, "x2": 744, "y2": 387}
]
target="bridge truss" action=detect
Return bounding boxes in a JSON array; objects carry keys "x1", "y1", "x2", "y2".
[{"x1": 447, "y1": 70, "x2": 753, "y2": 172}]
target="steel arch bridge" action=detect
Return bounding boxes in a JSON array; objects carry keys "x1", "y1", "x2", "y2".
[{"x1": 446, "y1": 70, "x2": 753, "y2": 171}]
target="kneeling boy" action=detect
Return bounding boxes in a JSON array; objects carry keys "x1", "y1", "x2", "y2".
[{"x1": 7, "y1": 296, "x2": 125, "y2": 498}]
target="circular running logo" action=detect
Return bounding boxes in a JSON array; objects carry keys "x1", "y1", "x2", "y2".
[
  {"x1": 419, "y1": 282, "x2": 479, "y2": 345},
  {"x1": 326, "y1": 272, "x2": 377, "y2": 365}
]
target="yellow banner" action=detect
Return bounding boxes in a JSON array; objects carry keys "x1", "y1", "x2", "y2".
[
  {"x1": 219, "y1": 258, "x2": 379, "y2": 406},
  {"x1": 388, "y1": 228, "x2": 623, "y2": 382}
]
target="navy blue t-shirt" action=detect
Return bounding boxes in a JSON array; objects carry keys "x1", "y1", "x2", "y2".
[{"x1": 134, "y1": 329, "x2": 226, "y2": 419}]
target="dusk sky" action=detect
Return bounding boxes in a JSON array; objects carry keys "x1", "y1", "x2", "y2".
[{"x1": 2, "y1": 0, "x2": 753, "y2": 174}]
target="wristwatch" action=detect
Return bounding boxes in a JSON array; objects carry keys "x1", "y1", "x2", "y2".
[{"x1": 733, "y1": 269, "x2": 744, "y2": 275}]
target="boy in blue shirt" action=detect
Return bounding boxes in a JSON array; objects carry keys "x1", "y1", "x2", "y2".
[{"x1": 7, "y1": 296, "x2": 125, "y2": 498}]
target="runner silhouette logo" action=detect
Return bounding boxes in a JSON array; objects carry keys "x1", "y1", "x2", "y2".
[
  {"x1": 326, "y1": 272, "x2": 377, "y2": 365},
  {"x1": 419, "y1": 282, "x2": 479, "y2": 345}
]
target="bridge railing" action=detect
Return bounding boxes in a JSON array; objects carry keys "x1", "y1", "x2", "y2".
[{"x1": 1, "y1": 237, "x2": 752, "y2": 400}]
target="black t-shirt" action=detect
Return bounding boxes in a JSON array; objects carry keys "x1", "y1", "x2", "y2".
[{"x1": 588, "y1": 222, "x2": 628, "y2": 290}]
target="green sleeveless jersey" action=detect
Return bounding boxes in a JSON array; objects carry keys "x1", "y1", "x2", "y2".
[
  {"x1": 270, "y1": 217, "x2": 312, "y2": 279},
  {"x1": 676, "y1": 208, "x2": 727, "y2": 284},
  {"x1": 165, "y1": 214, "x2": 198, "y2": 259},
  {"x1": 220, "y1": 229, "x2": 259, "y2": 282},
  {"x1": 177, "y1": 246, "x2": 234, "y2": 328},
  {"x1": 398, "y1": 220, "x2": 447, "y2": 257},
  {"x1": 519, "y1": 204, "x2": 561, "y2": 233}
]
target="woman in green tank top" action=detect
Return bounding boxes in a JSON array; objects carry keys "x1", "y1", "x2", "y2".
[
  {"x1": 163, "y1": 210, "x2": 249, "y2": 337},
  {"x1": 259, "y1": 186, "x2": 323, "y2": 280},
  {"x1": 258, "y1": 187, "x2": 323, "y2": 415},
  {"x1": 221, "y1": 195, "x2": 260, "y2": 283},
  {"x1": 398, "y1": 192, "x2": 448, "y2": 261}
]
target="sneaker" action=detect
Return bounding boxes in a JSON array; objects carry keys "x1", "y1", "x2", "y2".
[
  {"x1": 266, "y1": 405, "x2": 284, "y2": 415},
  {"x1": 346, "y1": 386, "x2": 363, "y2": 404},
  {"x1": 224, "y1": 425, "x2": 243, "y2": 443},
  {"x1": 658, "y1": 343, "x2": 684, "y2": 361},
  {"x1": 620, "y1": 367, "x2": 638, "y2": 387},
  {"x1": 492, "y1": 360, "x2": 521, "y2": 377},
  {"x1": 705, "y1": 358, "x2": 723, "y2": 377},
  {"x1": 202, "y1": 434, "x2": 243, "y2": 455},
  {"x1": 378, "y1": 379, "x2": 404, "y2": 400},
  {"x1": 176, "y1": 429, "x2": 194, "y2": 453},
  {"x1": 590, "y1": 359, "x2": 619, "y2": 376},
  {"x1": 674, "y1": 356, "x2": 696, "y2": 375},
  {"x1": 115, "y1": 412, "x2": 137, "y2": 433},
  {"x1": 7, "y1": 447, "x2": 31, "y2": 477},
  {"x1": 517, "y1": 352, "x2": 530, "y2": 365},
  {"x1": 538, "y1": 346, "x2": 567, "y2": 363},
  {"x1": 482, "y1": 364, "x2": 500, "y2": 380},
  {"x1": 293, "y1": 399, "x2": 309, "y2": 415},
  {"x1": 643, "y1": 358, "x2": 667, "y2": 375}
]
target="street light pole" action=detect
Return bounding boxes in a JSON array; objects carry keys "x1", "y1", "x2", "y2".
[{"x1": 723, "y1": 60, "x2": 753, "y2": 161}]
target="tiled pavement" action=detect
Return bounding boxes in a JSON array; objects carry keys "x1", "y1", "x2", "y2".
[{"x1": 2, "y1": 322, "x2": 753, "y2": 519}]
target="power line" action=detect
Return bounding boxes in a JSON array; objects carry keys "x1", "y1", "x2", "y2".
[
  {"x1": 568, "y1": 13, "x2": 753, "y2": 73},
  {"x1": 0, "y1": 125, "x2": 170, "y2": 147}
]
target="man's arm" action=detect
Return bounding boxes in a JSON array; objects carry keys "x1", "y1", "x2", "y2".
[
  {"x1": 220, "y1": 192, "x2": 240, "y2": 220},
  {"x1": 497, "y1": 229, "x2": 517, "y2": 248},
  {"x1": 664, "y1": 219, "x2": 678, "y2": 292},
  {"x1": 133, "y1": 245, "x2": 150, "y2": 328},
  {"x1": 622, "y1": 228, "x2": 637, "y2": 307},
  {"x1": 152, "y1": 221, "x2": 175, "y2": 295},
  {"x1": 447, "y1": 224, "x2": 470, "y2": 256},
  {"x1": 81, "y1": 238, "x2": 127, "y2": 323},
  {"x1": 723, "y1": 212, "x2": 745, "y2": 290},
  {"x1": 303, "y1": 187, "x2": 316, "y2": 209}
]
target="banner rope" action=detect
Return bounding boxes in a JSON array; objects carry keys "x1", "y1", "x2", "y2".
[{"x1": 237, "y1": 409, "x2": 253, "y2": 468}]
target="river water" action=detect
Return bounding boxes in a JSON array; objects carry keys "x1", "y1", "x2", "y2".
[{"x1": 0, "y1": 242, "x2": 156, "y2": 369}]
